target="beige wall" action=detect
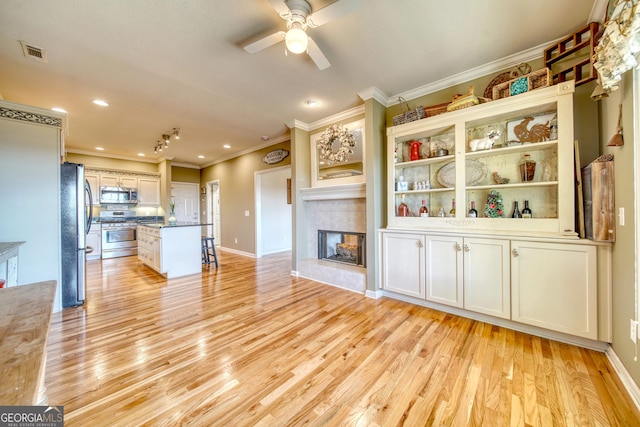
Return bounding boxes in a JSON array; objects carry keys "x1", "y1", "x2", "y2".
[
  {"x1": 172, "y1": 166, "x2": 200, "y2": 183},
  {"x1": 600, "y1": 72, "x2": 639, "y2": 387},
  {"x1": 200, "y1": 141, "x2": 291, "y2": 254}
]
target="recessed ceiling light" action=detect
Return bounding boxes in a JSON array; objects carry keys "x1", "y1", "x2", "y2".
[
  {"x1": 95, "y1": 147, "x2": 104, "y2": 151},
  {"x1": 304, "y1": 98, "x2": 320, "y2": 107},
  {"x1": 260, "y1": 135, "x2": 270, "y2": 141},
  {"x1": 223, "y1": 144, "x2": 231, "y2": 149},
  {"x1": 51, "y1": 107, "x2": 67, "y2": 113},
  {"x1": 93, "y1": 99, "x2": 109, "y2": 107},
  {"x1": 197, "y1": 155, "x2": 205, "y2": 159},
  {"x1": 137, "y1": 153, "x2": 145, "y2": 157}
]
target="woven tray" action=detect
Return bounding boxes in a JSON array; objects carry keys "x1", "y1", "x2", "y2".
[
  {"x1": 492, "y1": 68, "x2": 552, "y2": 100},
  {"x1": 392, "y1": 97, "x2": 425, "y2": 126},
  {"x1": 424, "y1": 102, "x2": 450, "y2": 118}
]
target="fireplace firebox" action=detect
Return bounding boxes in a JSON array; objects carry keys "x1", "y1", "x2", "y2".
[{"x1": 317, "y1": 230, "x2": 366, "y2": 267}]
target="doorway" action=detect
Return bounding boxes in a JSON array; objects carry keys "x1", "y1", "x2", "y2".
[
  {"x1": 207, "y1": 180, "x2": 220, "y2": 244},
  {"x1": 171, "y1": 182, "x2": 199, "y2": 223},
  {"x1": 255, "y1": 166, "x2": 292, "y2": 257}
]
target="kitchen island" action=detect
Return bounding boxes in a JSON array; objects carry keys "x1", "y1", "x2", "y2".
[{"x1": 138, "y1": 223, "x2": 212, "y2": 279}]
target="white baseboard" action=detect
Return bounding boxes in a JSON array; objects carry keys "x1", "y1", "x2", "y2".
[
  {"x1": 218, "y1": 247, "x2": 255, "y2": 258},
  {"x1": 365, "y1": 289, "x2": 384, "y2": 299},
  {"x1": 606, "y1": 347, "x2": 640, "y2": 412}
]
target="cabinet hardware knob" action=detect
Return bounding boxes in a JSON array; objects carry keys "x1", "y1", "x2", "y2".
[
  {"x1": 512, "y1": 249, "x2": 519, "y2": 257},
  {"x1": 463, "y1": 244, "x2": 470, "y2": 252},
  {"x1": 455, "y1": 243, "x2": 461, "y2": 251},
  {"x1": 417, "y1": 240, "x2": 424, "y2": 248}
]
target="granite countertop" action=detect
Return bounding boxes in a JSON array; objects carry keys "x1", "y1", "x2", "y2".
[{"x1": 139, "y1": 222, "x2": 213, "y2": 229}]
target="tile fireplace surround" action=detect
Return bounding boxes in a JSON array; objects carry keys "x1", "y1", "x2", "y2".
[{"x1": 297, "y1": 191, "x2": 367, "y2": 293}]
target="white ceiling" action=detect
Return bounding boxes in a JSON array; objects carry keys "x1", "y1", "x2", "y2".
[{"x1": 0, "y1": 0, "x2": 604, "y2": 168}]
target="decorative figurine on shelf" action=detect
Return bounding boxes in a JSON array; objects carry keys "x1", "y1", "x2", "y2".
[
  {"x1": 513, "y1": 116, "x2": 550, "y2": 143},
  {"x1": 168, "y1": 198, "x2": 177, "y2": 225},
  {"x1": 492, "y1": 172, "x2": 510, "y2": 184},
  {"x1": 469, "y1": 130, "x2": 500, "y2": 152},
  {"x1": 483, "y1": 190, "x2": 505, "y2": 218},
  {"x1": 409, "y1": 140, "x2": 422, "y2": 161}
]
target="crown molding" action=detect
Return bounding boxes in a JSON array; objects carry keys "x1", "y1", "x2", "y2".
[
  {"x1": 200, "y1": 135, "x2": 291, "y2": 168},
  {"x1": 388, "y1": 40, "x2": 560, "y2": 105},
  {"x1": 65, "y1": 148, "x2": 160, "y2": 164},
  {"x1": 358, "y1": 86, "x2": 389, "y2": 105}
]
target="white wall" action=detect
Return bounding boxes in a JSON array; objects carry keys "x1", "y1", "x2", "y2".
[
  {"x1": 0, "y1": 103, "x2": 63, "y2": 311},
  {"x1": 257, "y1": 167, "x2": 292, "y2": 256}
]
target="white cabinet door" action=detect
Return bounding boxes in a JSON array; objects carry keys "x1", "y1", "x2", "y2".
[
  {"x1": 85, "y1": 174, "x2": 100, "y2": 205},
  {"x1": 100, "y1": 175, "x2": 137, "y2": 188},
  {"x1": 86, "y1": 227, "x2": 101, "y2": 260},
  {"x1": 99, "y1": 175, "x2": 119, "y2": 187},
  {"x1": 381, "y1": 232, "x2": 425, "y2": 299},
  {"x1": 463, "y1": 237, "x2": 510, "y2": 319},
  {"x1": 425, "y1": 235, "x2": 463, "y2": 308},
  {"x1": 138, "y1": 178, "x2": 161, "y2": 206},
  {"x1": 511, "y1": 241, "x2": 597, "y2": 339},
  {"x1": 120, "y1": 176, "x2": 137, "y2": 188}
]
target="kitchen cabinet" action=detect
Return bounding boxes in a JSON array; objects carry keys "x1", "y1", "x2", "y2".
[
  {"x1": 85, "y1": 173, "x2": 100, "y2": 205},
  {"x1": 511, "y1": 240, "x2": 597, "y2": 339},
  {"x1": 86, "y1": 224, "x2": 101, "y2": 260},
  {"x1": 138, "y1": 177, "x2": 161, "y2": 206},
  {"x1": 380, "y1": 232, "x2": 425, "y2": 299},
  {"x1": 100, "y1": 175, "x2": 137, "y2": 188},
  {"x1": 380, "y1": 229, "x2": 606, "y2": 340},
  {"x1": 386, "y1": 81, "x2": 575, "y2": 236}
]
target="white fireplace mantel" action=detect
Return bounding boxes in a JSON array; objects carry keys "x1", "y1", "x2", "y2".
[{"x1": 300, "y1": 183, "x2": 366, "y2": 201}]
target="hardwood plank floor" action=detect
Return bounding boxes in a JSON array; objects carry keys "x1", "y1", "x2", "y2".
[{"x1": 45, "y1": 251, "x2": 640, "y2": 426}]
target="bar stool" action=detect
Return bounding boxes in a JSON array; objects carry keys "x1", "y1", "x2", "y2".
[{"x1": 201, "y1": 235, "x2": 218, "y2": 267}]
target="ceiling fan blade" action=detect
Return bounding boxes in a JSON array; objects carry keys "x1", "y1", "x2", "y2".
[
  {"x1": 243, "y1": 31, "x2": 286, "y2": 53},
  {"x1": 307, "y1": 0, "x2": 362, "y2": 27},
  {"x1": 307, "y1": 37, "x2": 330, "y2": 70},
  {"x1": 267, "y1": 0, "x2": 291, "y2": 17}
]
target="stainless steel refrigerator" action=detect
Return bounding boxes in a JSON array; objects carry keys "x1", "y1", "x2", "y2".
[{"x1": 60, "y1": 162, "x2": 93, "y2": 307}]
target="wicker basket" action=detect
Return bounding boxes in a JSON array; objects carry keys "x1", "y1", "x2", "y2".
[
  {"x1": 492, "y1": 68, "x2": 552, "y2": 100},
  {"x1": 392, "y1": 97, "x2": 426, "y2": 126}
]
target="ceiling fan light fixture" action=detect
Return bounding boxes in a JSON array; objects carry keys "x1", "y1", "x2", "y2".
[{"x1": 285, "y1": 26, "x2": 308, "y2": 54}]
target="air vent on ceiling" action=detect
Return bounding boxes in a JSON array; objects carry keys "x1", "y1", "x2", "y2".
[{"x1": 20, "y1": 41, "x2": 47, "y2": 63}]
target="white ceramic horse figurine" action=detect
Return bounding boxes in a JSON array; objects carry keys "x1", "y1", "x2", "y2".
[{"x1": 469, "y1": 130, "x2": 500, "y2": 152}]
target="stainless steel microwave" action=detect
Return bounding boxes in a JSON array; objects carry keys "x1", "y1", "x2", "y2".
[{"x1": 99, "y1": 186, "x2": 138, "y2": 204}]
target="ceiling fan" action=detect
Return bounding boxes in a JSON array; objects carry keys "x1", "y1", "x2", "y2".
[{"x1": 243, "y1": 0, "x2": 361, "y2": 70}]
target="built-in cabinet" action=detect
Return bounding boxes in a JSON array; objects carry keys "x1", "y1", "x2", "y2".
[
  {"x1": 86, "y1": 224, "x2": 101, "y2": 260},
  {"x1": 138, "y1": 177, "x2": 161, "y2": 206},
  {"x1": 386, "y1": 82, "x2": 576, "y2": 236},
  {"x1": 381, "y1": 81, "x2": 610, "y2": 343},
  {"x1": 100, "y1": 175, "x2": 137, "y2": 188},
  {"x1": 86, "y1": 168, "x2": 161, "y2": 207},
  {"x1": 380, "y1": 230, "x2": 603, "y2": 340},
  {"x1": 85, "y1": 173, "x2": 100, "y2": 205}
]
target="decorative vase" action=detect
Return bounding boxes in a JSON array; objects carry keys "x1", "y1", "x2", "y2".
[{"x1": 168, "y1": 212, "x2": 177, "y2": 225}]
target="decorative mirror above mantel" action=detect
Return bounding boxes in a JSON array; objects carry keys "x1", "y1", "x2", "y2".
[{"x1": 310, "y1": 118, "x2": 365, "y2": 187}]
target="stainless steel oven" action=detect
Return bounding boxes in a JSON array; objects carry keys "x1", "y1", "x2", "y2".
[
  {"x1": 101, "y1": 222, "x2": 137, "y2": 258},
  {"x1": 100, "y1": 211, "x2": 138, "y2": 258}
]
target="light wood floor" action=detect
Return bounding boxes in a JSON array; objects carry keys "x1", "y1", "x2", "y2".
[{"x1": 46, "y1": 251, "x2": 639, "y2": 426}]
